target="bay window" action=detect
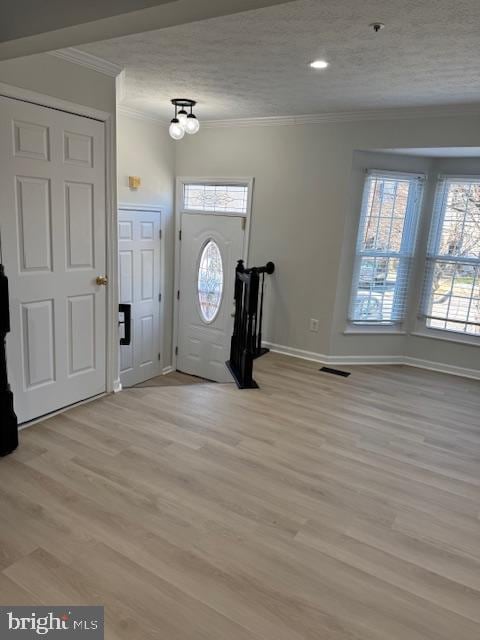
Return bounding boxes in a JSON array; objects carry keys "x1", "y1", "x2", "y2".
[
  {"x1": 348, "y1": 170, "x2": 424, "y2": 325},
  {"x1": 420, "y1": 176, "x2": 480, "y2": 336}
]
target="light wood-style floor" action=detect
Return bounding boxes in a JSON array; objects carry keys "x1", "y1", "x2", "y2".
[
  {"x1": 1, "y1": 353, "x2": 480, "y2": 640},
  {"x1": 132, "y1": 370, "x2": 211, "y2": 388}
]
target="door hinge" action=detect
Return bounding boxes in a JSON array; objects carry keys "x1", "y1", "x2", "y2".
[
  {"x1": 175, "y1": 346, "x2": 178, "y2": 356},
  {"x1": 159, "y1": 229, "x2": 162, "y2": 239},
  {"x1": 241, "y1": 217, "x2": 246, "y2": 231},
  {"x1": 158, "y1": 293, "x2": 162, "y2": 302},
  {"x1": 178, "y1": 230, "x2": 182, "y2": 241},
  {"x1": 158, "y1": 353, "x2": 161, "y2": 361},
  {"x1": 177, "y1": 290, "x2": 180, "y2": 300}
]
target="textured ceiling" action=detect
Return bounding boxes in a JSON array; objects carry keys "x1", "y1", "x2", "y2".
[{"x1": 82, "y1": 0, "x2": 480, "y2": 121}]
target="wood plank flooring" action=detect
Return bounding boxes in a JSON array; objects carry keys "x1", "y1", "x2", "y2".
[
  {"x1": 1, "y1": 353, "x2": 479, "y2": 640},
  {"x1": 132, "y1": 370, "x2": 211, "y2": 388}
]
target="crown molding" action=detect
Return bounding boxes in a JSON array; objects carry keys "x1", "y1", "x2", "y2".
[
  {"x1": 202, "y1": 104, "x2": 480, "y2": 128},
  {"x1": 48, "y1": 47, "x2": 123, "y2": 77},
  {"x1": 117, "y1": 105, "x2": 167, "y2": 124},
  {"x1": 117, "y1": 102, "x2": 480, "y2": 130}
]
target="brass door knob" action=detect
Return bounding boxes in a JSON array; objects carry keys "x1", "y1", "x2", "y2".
[{"x1": 96, "y1": 275, "x2": 108, "y2": 286}]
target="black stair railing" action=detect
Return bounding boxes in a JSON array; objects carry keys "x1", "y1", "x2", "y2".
[{"x1": 226, "y1": 259, "x2": 275, "y2": 389}]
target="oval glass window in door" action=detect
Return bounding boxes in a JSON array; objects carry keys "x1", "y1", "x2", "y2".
[{"x1": 197, "y1": 240, "x2": 224, "y2": 322}]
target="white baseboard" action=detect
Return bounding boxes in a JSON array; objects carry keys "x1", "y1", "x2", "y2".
[
  {"x1": 162, "y1": 366, "x2": 175, "y2": 375},
  {"x1": 262, "y1": 342, "x2": 403, "y2": 366},
  {"x1": 262, "y1": 342, "x2": 329, "y2": 363},
  {"x1": 263, "y1": 342, "x2": 480, "y2": 380},
  {"x1": 113, "y1": 378, "x2": 122, "y2": 393},
  {"x1": 403, "y1": 356, "x2": 480, "y2": 381},
  {"x1": 19, "y1": 392, "x2": 107, "y2": 430}
]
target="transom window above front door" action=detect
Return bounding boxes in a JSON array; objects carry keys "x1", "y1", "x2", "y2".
[{"x1": 183, "y1": 182, "x2": 249, "y2": 214}]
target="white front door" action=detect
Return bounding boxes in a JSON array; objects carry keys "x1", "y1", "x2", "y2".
[
  {"x1": 0, "y1": 95, "x2": 107, "y2": 423},
  {"x1": 177, "y1": 213, "x2": 245, "y2": 382},
  {"x1": 118, "y1": 208, "x2": 162, "y2": 387}
]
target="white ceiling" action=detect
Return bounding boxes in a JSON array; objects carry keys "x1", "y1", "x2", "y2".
[{"x1": 81, "y1": 0, "x2": 480, "y2": 121}]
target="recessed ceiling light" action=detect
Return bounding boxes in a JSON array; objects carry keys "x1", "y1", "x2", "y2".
[{"x1": 310, "y1": 60, "x2": 329, "y2": 70}]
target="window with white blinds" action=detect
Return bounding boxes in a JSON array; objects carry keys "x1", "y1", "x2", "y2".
[
  {"x1": 420, "y1": 176, "x2": 480, "y2": 336},
  {"x1": 349, "y1": 170, "x2": 424, "y2": 325}
]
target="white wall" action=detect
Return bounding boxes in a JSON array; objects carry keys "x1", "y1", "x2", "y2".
[
  {"x1": 174, "y1": 115, "x2": 480, "y2": 374},
  {"x1": 117, "y1": 113, "x2": 176, "y2": 366},
  {"x1": 0, "y1": 53, "x2": 116, "y2": 113}
]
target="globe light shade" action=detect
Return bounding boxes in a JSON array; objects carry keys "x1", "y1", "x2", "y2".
[
  {"x1": 169, "y1": 119, "x2": 185, "y2": 140},
  {"x1": 185, "y1": 114, "x2": 200, "y2": 135},
  {"x1": 177, "y1": 109, "x2": 188, "y2": 128}
]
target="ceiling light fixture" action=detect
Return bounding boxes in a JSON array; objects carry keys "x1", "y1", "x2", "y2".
[
  {"x1": 310, "y1": 60, "x2": 329, "y2": 70},
  {"x1": 169, "y1": 99, "x2": 200, "y2": 140},
  {"x1": 177, "y1": 108, "x2": 188, "y2": 128}
]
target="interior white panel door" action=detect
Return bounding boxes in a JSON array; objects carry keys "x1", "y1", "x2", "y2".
[
  {"x1": 0, "y1": 95, "x2": 107, "y2": 423},
  {"x1": 118, "y1": 209, "x2": 162, "y2": 387},
  {"x1": 177, "y1": 213, "x2": 245, "y2": 382}
]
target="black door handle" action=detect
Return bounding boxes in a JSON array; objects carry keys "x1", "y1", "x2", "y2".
[{"x1": 119, "y1": 304, "x2": 131, "y2": 346}]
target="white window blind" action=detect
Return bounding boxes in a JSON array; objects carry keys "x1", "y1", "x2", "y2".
[
  {"x1": 420, "y1": 176, "x2": 480, "y2": 336},
  {"x1": 348, "y1": 170, "x2": 424, "y2": 325},
  {"x1": 183, "y1": 183, "x2": 249, "y2": 214}
]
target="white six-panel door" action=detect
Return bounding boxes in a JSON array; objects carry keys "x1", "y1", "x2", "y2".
[
  {"x1": 177, "y1": 213, "x2": 245, "y2": 382},
  {"x1": 118, "y1": 208, "x2": 162, "y2": 387},
  {"x1": 0, "y1": 95, "x2": 107, "y2": 423}
]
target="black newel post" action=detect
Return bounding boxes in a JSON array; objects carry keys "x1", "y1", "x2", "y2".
[{"x1": 0, "y1": 264, "x2": 18, "y2": 456}]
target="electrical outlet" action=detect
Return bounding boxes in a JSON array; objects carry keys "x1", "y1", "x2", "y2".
[{"x1": 309, "y1": 318, "x2": 319, "y2": 332}]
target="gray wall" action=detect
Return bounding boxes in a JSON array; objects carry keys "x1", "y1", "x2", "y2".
[
  {"x1": 0, "y1": 53, "x2": 116, "y2": 113},
  {"x1": 1, "y1": 1, "x2": 173, "y2": 43},
  {"x1": 117, "y1": 113, "x2": 176, "y2": 367},
  {"x1": 173, "y1": 116, "x2": 480, "y2": 372}
]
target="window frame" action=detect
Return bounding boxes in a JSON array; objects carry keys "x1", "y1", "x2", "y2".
[
  {"x1": 419, "y1": 174, "x2": 480, "y2": 340},
  {"x1": 348, "y1": 169, "x2": 425, "y2": 329},
  {"x1": 179, "y1": 178, "x2": 252, "y2": 217}
]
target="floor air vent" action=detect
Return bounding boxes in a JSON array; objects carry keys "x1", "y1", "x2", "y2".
[{"x1": 319, "y1": 366, "x2": 351, "y2": 378}]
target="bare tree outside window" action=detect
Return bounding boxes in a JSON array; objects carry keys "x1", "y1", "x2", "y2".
[{"x1": 423, "y1": 180, "x2": 480, "y2": 335}]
